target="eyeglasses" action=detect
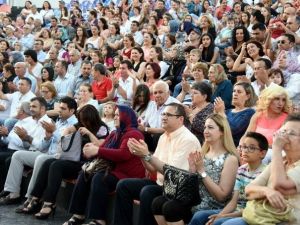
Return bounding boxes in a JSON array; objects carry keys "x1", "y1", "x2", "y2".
[
  {"x1": 161, "y1": 112, "x2": 182, "y2": 118},
  {"x1": 41, "y1": 90, "x2": 49, "y2": 94},
  {"x1": 238, "y1": 145, "x2": 261, "y2": 153}
]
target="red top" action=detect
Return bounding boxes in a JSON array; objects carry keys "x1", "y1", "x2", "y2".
[
  {"x1": 92, "y1": 77, "x2": 113, "y2": 100},
  {"x1": 98, "y1": 129, "x2": 145, "y2": 179}
]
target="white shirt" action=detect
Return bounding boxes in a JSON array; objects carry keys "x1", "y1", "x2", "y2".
[
  {"x1": 27, "y1": 62, "x2": 43, "y2": 78},
  {"x1": 6, "y1": 91, "x2": 36, "y2": 118},
  {"x1": 0, "y1": 99, "x2": 11, "y2": 120},
  {"x1": 132, "y1": 31, "x2": 144, "y2": 46},
  {"x1": 144, "y1": 96, "x2": 180, "y2": 128},
  {"x1": 115, "y1": 76, "x2": 139, "y2": 105},
  {"x1": 67, "y1": 59, "x2": 82, "y2": 77},
  {"x1": 54, "y1": 73, "x2": 73, "y2": 97},
  {"x1": 26, "y1": 12, "x2": 44, "y2": 24},
  {"x1": 251, "y1": 81, "x2": 279, "y2": 96},
  {"x1": 6, "y1": 114, "x2": 52, "y2": 151}
]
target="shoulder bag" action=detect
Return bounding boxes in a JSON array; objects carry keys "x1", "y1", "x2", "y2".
[
  {"x1": 163, "y1": 164, "x2": 201, "y2": 206},
  {"x1": 56, "y1": 131, "x2": 82, "y2": 162}
]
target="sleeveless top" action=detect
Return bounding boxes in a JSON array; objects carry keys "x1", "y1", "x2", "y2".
[
  {"x1": 255, "y1": 112, "x2": 288, "y2": 146},
  {"x1": 193, "y1": 152, "x2": 231, "y2": 212}
]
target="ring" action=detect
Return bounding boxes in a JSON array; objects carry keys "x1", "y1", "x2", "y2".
[{"x1": 133, "y1": 150, "x2": 136, "y2": 153}]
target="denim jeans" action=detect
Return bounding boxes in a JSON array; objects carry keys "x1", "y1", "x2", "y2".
[
  {"x1": 217, "y1": 217, "x2": 248, "y2": 225},
  {"x1": 189, "y1": 209, "x2": 221, "y2": 225}
]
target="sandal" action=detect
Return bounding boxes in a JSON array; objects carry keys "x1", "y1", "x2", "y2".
[
  {"x1": 83, "y1": 221, "x2": 104, "y2": 225},
  {"x1": 15, "y1": 198, "x2": 31, "y2": 213},
  {"x1": 35, "y1": 203, "x2": 56, "y2": 220},
  {"x1": 63, "y1": 216, "x2": 85, "y2": 225},
  {"x1": 22, "y1": 198, "x2": 42, "y2": 214}
]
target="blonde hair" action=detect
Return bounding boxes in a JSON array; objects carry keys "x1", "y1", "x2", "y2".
[
  {"x1": 256, "y1": 85, "x2": 291, "y2": 113},
  {"x1": 210, "y1": 64, "x2": 227, "y2": 84},
  {"x1": 102, "y1": 101, "x2": 116, "y2": 118},
  {"x1": 198, "y1": 13, "x2": 214, "y2": 28},
  {"x1": 40, "y1": 81, "x2": 57, "y2": 98},
  {"x1": 202, "y1": 114, "x2": 238, "y2": 158}
]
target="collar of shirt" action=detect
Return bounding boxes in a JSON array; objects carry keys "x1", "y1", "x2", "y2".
[{"x1": 165, "y1": 125, "x2": 185, "y2": 139}]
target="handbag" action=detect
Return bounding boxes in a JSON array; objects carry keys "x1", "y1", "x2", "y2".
[
  {"x1": 56, "y1": 131, "x2": 82, "y2": 162},
  {"x1": 163, "y1": 164, "x2": 201, "y2": 206},
  {"x1": 82, "y1": 158, "x2": 113, "y2": 181},
  {"x1": 242, "y1": 199, "x2": 294, "y2": 225}
]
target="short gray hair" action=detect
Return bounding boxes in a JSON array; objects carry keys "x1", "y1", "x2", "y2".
[
  {"x1": 19, "y1": 102, "x2": 32, "y2": 116},
  {"x1": 153, "y1": 80, "x2": 169, "y2": 92}
]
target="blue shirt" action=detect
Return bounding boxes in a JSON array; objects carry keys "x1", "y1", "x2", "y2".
[{"x1": 41, "y1": 114, "x2": 78, "y2": 155}]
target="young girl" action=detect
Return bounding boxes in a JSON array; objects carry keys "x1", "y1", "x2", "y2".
[
  {"x1": 199, "y1": 33, "x2": 219, "y2": 65},
  {"x1": 102, "y1": 45, "x2": 114, "y2": 69},
  {"x1": 268, "y1": 68, "x2": 284, "y2": 86},
  {"x1": 101, "y1": 101, "x2": 116, "y2": 132},
  {"x1": 225, "y1": 54, "x2": 245, "y2": 85}
]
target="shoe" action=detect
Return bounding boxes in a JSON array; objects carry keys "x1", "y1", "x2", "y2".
[
  {"x1": 20, "y1": 198, "x2": 41, "y2": 214},
  {"x1": 63, "y1": 216, "x2": 85, "y2": 225},
  {"x1": 0, "y1": 190, "x2": 9, "y2": 198},
  {"x1": 0, "y1": 195, "x2": 21, "y2": 205},
  {"x1": 83, "y1": 220, "x2": 104, "y2": 225},
  {"x1": 15, "y1": 198, "x2": 31, "y2": 213},
  {"x1": 34, "y1": 203, "x2": 56, "y2": 220}
]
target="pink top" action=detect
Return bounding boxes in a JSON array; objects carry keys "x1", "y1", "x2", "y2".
[{"x1": 255, "y1": 112, "x2": 288, "y2": 146}]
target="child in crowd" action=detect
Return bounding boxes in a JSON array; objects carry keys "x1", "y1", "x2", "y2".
[
  {"x1": 268, "y1": 68, "x2": 284, "y2": 87},
  {"x1": 102, "y1": 45, "x2": 114, "y2": 70},
  {"x1": 101, "y1": 101, "x2": 116, "y2": 132},
  {"x1": 182, "y1": 48, "x2": 201, "y2": 80},
  {"x1": 215, "y1": 17, "x2": 235, "y2": 49},
  {"x1": 196, "y1": 132, "x2": 268, "y2": 225}
]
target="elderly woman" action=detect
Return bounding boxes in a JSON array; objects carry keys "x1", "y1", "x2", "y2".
[
  {"x1": 244, "y1": 113, "x2": 300, "y2": 225},
  {"x1": 188, "y1": 82, "x2": 214, "y2": 144},
  {"x1": 40, "y1": 81, "x2": 59, "y2": 119},
  {"x1": 198, "y1": 13, "x2": 216, "y2": 39},
  {"x1": 208, "y1": 64, "x2": 233, "y2": 109},
  {"x1": 77, "y1": 83, "x2": 99, "y2": 110},
  {"x1": 214, "y1": 82, "x2": 257, "y2": 146},
  {"x1": 63, "y1": 105, "x2": 145, "y2": 225}
]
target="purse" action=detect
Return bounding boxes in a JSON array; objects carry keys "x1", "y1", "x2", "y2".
[
  {"x1": 242, "y1": 199, "x2": 294, "y2": 225},
  {"x1": 163, "y1": 164, "x2": 201, "y2": 206},
  {"x1": 56, "y1": 131, "x2": 82, "y2": 162},
  {"x1": 82, "y1": 158, "x2": 113, "y2": 181}
]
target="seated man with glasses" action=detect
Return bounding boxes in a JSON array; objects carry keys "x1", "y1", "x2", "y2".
[
  {"x1": 195, "y1": 131, "x2": 268, "y2": 225},
  {"x1": 112, "y1": 102, "x2": 201, "y2": 225}
]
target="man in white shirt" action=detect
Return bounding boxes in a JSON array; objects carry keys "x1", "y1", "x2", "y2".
[
  {"x1": 0, "y1": 102, "x2": 32, "y2": 193},
  {"x1": 33, "y1": 39, "x2": 47, "y2": 64},
  {"x1": 0, "y1": 97, "x2": 53, "y2": 204},
  {"x1": 54, "y1": 61, "x2": 73, "y2": 97},
  {"x1": 251, "y1": 58, "x2": 278, "y2": 96},
  {"x1": 109, "y1": 60, "x2": 139, "y2": 106},
  {"x1": 0, "y1": 78, "x2": 36, "y2": 132},
  {"x1": 12, "y1": 62, "x2": 37, "y2": 93},
  {"x1": 130, "y1": 21, "x2": 143, "y2": 46},
  {"x1": 113, "y1": 103, "x2": 201, "y2": 225}
]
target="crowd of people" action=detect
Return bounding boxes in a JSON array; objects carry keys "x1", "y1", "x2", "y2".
[{"x1": 0, "y1": 0, "x2": 299, "y2": 224}]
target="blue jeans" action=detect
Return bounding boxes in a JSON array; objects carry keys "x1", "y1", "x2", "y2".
[
  {"x1": 189, "y1": 209, "x2": 221, "y2": 225},
  {"x1": 217, "y1": 217, "x2": 248, "y2": 225}
]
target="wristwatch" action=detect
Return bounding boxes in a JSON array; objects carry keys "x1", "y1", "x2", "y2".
[
  {"x1": 114, "y1": 83, "x2": 119, "y2": 89},
  {"x1": 144, "y1": 153, "x2": 152, "y2": 162},
  {"x1": 199, "y1": 171, "x2": 207, "y2": 179}
]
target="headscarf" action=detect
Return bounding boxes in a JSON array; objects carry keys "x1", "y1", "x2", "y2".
[
  {"x1": 104, "y1": 105, "x2": 138, "y2": 148},
  {"x1": 273, "y1": 50, "x2": 300, "y2": 84}
]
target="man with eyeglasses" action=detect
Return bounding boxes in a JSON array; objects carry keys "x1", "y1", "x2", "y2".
[
  {"x1": 67, "y1": 49, "x2": 82, "y2": 77},
  {"x1": 113, "y1": 103, "x2": 201, "y2": 225},
  {"x1": 33, "y1": 39, "x2": 47, "y2": 64}
]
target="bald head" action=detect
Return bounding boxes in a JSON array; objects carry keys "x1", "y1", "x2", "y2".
[{"x1": 14, "y1": 62, "x2": 26, "y2": 77}]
